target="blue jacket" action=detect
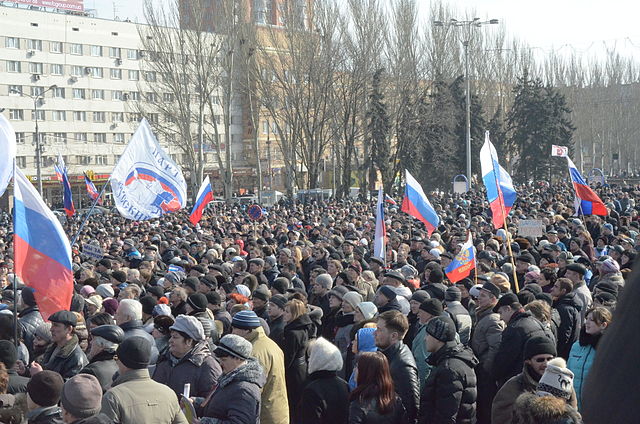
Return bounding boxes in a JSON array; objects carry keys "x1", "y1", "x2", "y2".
[{"x1": 567, "y1": 331, "x2": 600, "y2": 411}]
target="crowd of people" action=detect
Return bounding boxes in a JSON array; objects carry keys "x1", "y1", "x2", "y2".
[{"x1": 0, "y1": 180, "x2": 636, "y2": 424}]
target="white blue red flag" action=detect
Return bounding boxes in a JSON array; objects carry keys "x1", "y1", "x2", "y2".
[
  {"x1": 189, "y1": 176, "x2": 214, "y2": 226},
  {"x1": 110, "y1": 119, "x2": 187, "y2": 220},
  {"x1": 480, "y1": 132, "x2": 517, "y2": 229},
  {"x1": 0, "y1": 115, "x2": 16, "y2": 197},
  {"x1": 55, "y1": 156, "x2": 75, "y2": 217},
  {"x1": 401, "y1": 170, "x2": 440, "y2": 236},
  {"x1": 445, "y1": 232, "x2": 476, "y2": 283},
  {"x1": 384, "y1": 194, "x2": 397, "y2": 205},
  {"x1": 13, "y1": 166, "x2": 74, "y2": 320},
  {"x1": 373, "y1": 187, "x2": 386, "y2": 263},
  {"x1": 567, "y1": 157, "x2": 607, "y2": 216},
  {"x1": 83, "y1": 172, "x2": 102, "y2": 205}
]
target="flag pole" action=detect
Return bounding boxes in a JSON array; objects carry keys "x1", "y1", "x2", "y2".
[
  {"x1": 70, "y1": 177, "x2": 111, "y2": 247},
  {"x1": 11, "y1": 160, "x2": 18, "y2": 347}
]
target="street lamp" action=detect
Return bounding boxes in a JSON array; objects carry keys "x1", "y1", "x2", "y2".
[
  {"x1": 433, "y1": 18, "x2": 498, "y2": 189},
  {"x1": 10, "y1": 84, "x2": 58, "y2": 195}
]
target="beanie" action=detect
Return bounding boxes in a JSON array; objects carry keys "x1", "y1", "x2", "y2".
[
  {"x1": 419, "y1": 299, "x2": 443, "y2": 317},
  {"x1": 269, "y1": 294, "x2": 287, "y2": 310},
  {"x1": 187, "y1": 293, "x2": 208, "y2": 311},
  {"x1": 116, "y1": 336, "x2": 151, "y2": 369},
  {"x1": 205, "y1": 291, "x2": 221, "y2": 306},
  {"x1": 252, "y1": 285, "x2": 271, "y2": 302},
  {"x1": 0, "y1": 340, "x2": 17, "y2": 368},
  {"x1": 308, "y1": 337, "x2": 343, "y2": 374},
  {"x1": 356, "y1": 302, "x2": 378, "y2": 320},
  {"x1": 342, "y1": 291, "x2": 363, "y2": 310},
  {"x1": 426, "y1": 315, "x2": 457, "y2": 342},
  {"x1": 378, "y1": 285, "x2": 397, "y2": 301},
  {"x1": 27, "y1": 370, "x2": 64, "y2": 407},
  {"x1": 102, "y1": 298, "x2": 119, "y2": 316},
  {"x1": 139, "y1": 296, "x2": 157, "y2": 316},
  {"x1": 232, "y1": 310, "x2": 262, "y2": 330},
  {"x1": 21, "y1": 287, "x2": 36, "y2": 307},
  {"x1": 524, "y1": 336, "x2": 557, "y2": 360},
  {"x1": 61, "y1": 374, "x2": 102, "y2": 419},
  {"x1": 428, "y1": 268, "x2": 444, "y2": 284},
  {"x1": 536, "y1": 357, "x2": 574, "y2": 400},
  {"x1": 410, "y1": 290, "x2": 430, "y2": 304},
  {"x1": 271, "y1": 278, "x2": 289, "y2": 295},
  {"x1": 445, "y1": 286, "x2": 462, "y2": 302}
]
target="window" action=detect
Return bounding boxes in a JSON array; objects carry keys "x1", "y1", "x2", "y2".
[
  {"x1": 262, "y1": 121, "x2": 269, "y2": 134},
  {"x1": 33, "y1": 133, "x2": 46, "y2": 146},
  {"x1": 148, "y1": 113, "x2": 159, "y2": 124},
  {"x1": 27, "y1": 39, "x2": 42, "y2": 51},
  {"x1": 53, "y1": 87, "x2": 65, "y2": 98},
  {"x1": 16, "y1": 157, "x2": 26, "y2": 168},
  {"x1": 9, "y1": 109, "x2": 23, "y2": 120},
  {"x1": 52, "y1": 132, "x2": 67, "y2": 143},
  {"x1": 146, "y1": 92, "x2": 157, "y2": 102},
  {"x1": 29, "y1": 62, "x2": 43, "y2": 74},
  {"x1": 164, "y1": 113, "x2": 175, "y2": 123},
  {"x1": 5, "y1": 37, "x2": 20, "y2": 49},
  {"x1": 113, "y1": 133, "x2": 125, "y2": 143},
  {"x1": 94, "y1": 133, "x2": 107, "y2": 144},
  {"x1": 9, "y1": 85, "x2": 22, "y2": 95},
  {"x1": 50, "y1": 41, "x2": 63, "y2": 53},
  {"x1": 32, "y1": 110, "x2": 45, "y2": 121},
  {"x1": 73, "y1": 88, "x2": 86, "y2": 99},
  {"x1": 254, "y1": 0, "x2": 267, "y2": 24},
  {"x1": 7, "y1": 61, "x2": 21, "y2": 73},
  {"x1": 90, "y1": 45, "x2": 102, "y2": 56},
  {"x1": 76, "y1": 155, "x2": 91, "y2": 165},
  {"x1": 71, "y1": 65, "x2": 83, "y2": 76},
  {"x1": 73, "y1": 111, "x2": 87, "y2": 121},
  {"x1": 52, "y1": 110, "x2": 67, "y2": 121},
  {"x1": 92, "y1": 89, "x2": 105, "y2": 100},
  {"x1": 112, "y1": 90, "x2": 124, "y2": 101},
  {"x1": 93, "y1": 111, "x2": 106, "y2": 122},
  {"x1": 50, "y1": 63, "x2": 63, "y2": 75},
  {"x1": 15, "y1": 133, "x2": 25, "y2": 144},
  {"x1": 112, "y1": 112, "x2": 124, "y2": 122},
  {"x1": 74, "y1": 133, "x2": 88, "y2": 142},
  {"x1": 128, "y1": 113, "x2": 141, "y2": 122},
  {"x1": 144, "y1": 71, "x2": 157, "y2": 82},
  {"x1": 70, "y1": 43, "x2": 83, "y2": 55},
  {"x1": 31, "y1": 86, "x2": 45, "y2": 97},
  {"x1": 129, "y1": 91, "x2": 140, "y2": 101},
  {"x1": 127, "y1": 49, "x2": 139, "y2": 60},
  {"x1": 163, "y1": 93, "x2": 174, "y2": 102},
  {"x1": 109, "y1": 47, "x2": 121, "y2": 58},
  {"x1": 128, "y1": 70, "x2": 139, "y2": 80},
  {"x1": 91, "y1": 67, "x2": 103, "y2": 78},
  {"x1": 95, "y1": 155, "x2": 108, "y2": 165},
  {"x1": 110, "y1": 68, "x2": 122, "y2": 79}
]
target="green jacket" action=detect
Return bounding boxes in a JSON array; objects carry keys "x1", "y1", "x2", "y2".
[{"x1": 101, "y1": 368, "x2": 188, "y2": 424}]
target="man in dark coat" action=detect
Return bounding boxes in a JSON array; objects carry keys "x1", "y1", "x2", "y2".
[
  {"x1": 375, "y1": 310, "x2": 420, "y2": 424},
  {"x1": 267, "y1": 295, "x2": 287, "y2": 348},
  {"x1": 25, "y1": 370, "x2": 65, "y2": 424},
  {"x1": 491, "y1": 293, "x2": 554, "y2": 386},
  {"x1": 420, "y1": 315, "x2": 478, "y2": 424},
  {"x1": 374, "y1": 286, "x2": 403, "y2": 314},
  {"x1": 551, "y1": 278, "x2": 582, "y2": 359},
  {"x1": 80, "y1": 325, "x2": 123, "y2": 392},
  {"x1": 0, "y1": 341, "x2": 29, "y2": 394},
  {"x1": 18, "y1": 287, "x2": 43, "y2": 360}
]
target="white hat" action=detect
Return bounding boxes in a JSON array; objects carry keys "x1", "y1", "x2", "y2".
[{"x1": 536, "y1": 357, "x2": 574, "y2": 400}]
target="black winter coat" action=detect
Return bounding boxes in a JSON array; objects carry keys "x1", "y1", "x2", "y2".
[
  {"x1": 348, "y1": 396, "x2": 406, "y2": 424},
  {"x1": 6, "y1": 369, "x2": 29, "y2": 395},
  {"x1": 377, "y1": 298, "x2": 402, "y2": 314},
  {"x1": 18, "y1": 306, "x2": 43, "y2": 359},
  {"x1": 491, "y1": 311, "x2": 554, "y2": 386},
  {"x1": 381, "y1": 342, "x2": 419, "y2": 424},
  {"x1": 80, "y1": 350, "x2": 118, "y2": 392},
  {"x1": 283, "y1": 314, "x2": 314, "y2": 417},
  {"x1": 268, "y1": 315, "x2": 285, "y2": 348},
  {"x1": 553, "y1": 293, "x2": 582, "y2": 359},
  {"x1": 26, "y1": 405, "x2": 64, "y2": 424},
  {"x1": 119, "y1": 319, "x2": 159, "y2": 365},
  {"x1": 297, "y1": 370, "x2": 349, "y2": 424},
  {"x1": 41, "y1": 335, "x2": 88, "y2": 380}
]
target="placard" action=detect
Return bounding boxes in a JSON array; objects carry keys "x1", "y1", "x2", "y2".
[{"x1": 518, "y1": 220, "x2": 546, "y2": 237}]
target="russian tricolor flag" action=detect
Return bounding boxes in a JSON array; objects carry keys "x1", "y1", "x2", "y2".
[
  {"x1": 480, "y1": 132, "x2": 516, "y2": 229},
  {"x1": 445, "y1": 232, "x2": 476, "y2": 283},
  {"x1": 373, "y1": 187, "x2": 386, "y2": 263},
  {"x1": 83, "y1": 172, "x2": 102, "y2": 205},
  {"x1": 567, "y1": 157, "x2": 607, "y2": 216},
  {"x1": 55, "y1": 154, "x2": 74, "y2": 216},
  {"x1": 401, "y1": 170, "x2": 440, "y2": 236},
  {"x1": 14, "y1": 166, "x2": 74, "y2": 320},
  {"x1": 384, "y1": 194, "x2": 397, "y2": 205},
  {"x1": 189, "y1": 176, "x2": 214, "y2": 226}
]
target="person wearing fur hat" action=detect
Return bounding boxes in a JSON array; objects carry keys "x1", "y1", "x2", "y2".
[
  {"x1": 511, "y1": 392, "x2": 581, "y2": 424},
  {"x1": 492, "y1": 336, "x2": 577, "y2": 424},
  {"x1": 231, "y1": 310, "x2": 289, "y2": 424},
  {"x1": 297, "y1": 337, "x2": 349, "y2": 423}
]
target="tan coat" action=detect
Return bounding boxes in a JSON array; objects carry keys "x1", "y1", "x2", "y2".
[
  {"x1": 245, "y1": 326, "x2": 290, "y2": 424},
  {"x1": 101, "y1": 368, "x2": 188, "y2": 424}
]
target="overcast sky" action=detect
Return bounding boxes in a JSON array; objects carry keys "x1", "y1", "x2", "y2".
[{"x1": 87, "y1": 0, "x2": 640, "y2": 58}]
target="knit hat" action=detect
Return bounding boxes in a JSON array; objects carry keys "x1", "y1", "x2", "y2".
[
  {"x1": 252, "y1": 285, "x2": 271, "y2": 302},
  {"x1": 85, "y1": 295, "x2": 103, "y2": 312},
  {"x1": 80, "y1": 285, "x2": 96, "y2": 297},
  {"x1": 445, "y1": 286, "x2": 462, "y2": 302},
  {"x1": 61, "y1": 374, "x2": 102, "y2": 419},
  {"x1": 232, "y1": 310, "x2": 262, "y2": 330},
  {"x1": 183, "y1": 277, "x2": 199, "y2": 293},
  {"x1": 116, "y1": 336, "x2": 152, "y2": 369},
  {"x1": 356, "y1": 302, "x2": 378, "y2": 320},
  {"x1": 187, "y1": 293, "x2": 208, "y2": 311},
  {"x1": 536, "y1": 357, "x2": 575, "y2": 400},
  {"x1": 96, "y1": 284, "x2": 115, "y2": 298},
  {"x1": 27, "y1": 370, "x2": 64, "y2": 407},
  {"x1": 0, "y1": 340, "x2": 17, "y2": 368},
  {"x1": 524, "y1": 336, "x2": 557, "y2": 360},
  {"x1": 428, "y1": 268, "x2": 444, "y2": 284},
  {"x1": 315, "y1": 274, "x2": 333, "y2": 290},
  {"x1": 424, "y1": 283, "x2": 446, "y2": 301},
  {"x1": 410, "y1": 290, "x2": 430, "y2": 304},
  {"x1": 140, "y1": 296, "x2": 157, "y2": 315},
  {"x1": 342, "y1": 291, "x2": 363, "y2": 310},
  {"x1": 21, "y1": 287, "x2": 36, "y2": 307},
  {"x1": 426, "y1": 315, "x2": 457, "y2": 342},
  {"x1": 34, "y1": 322, "x2": 52, "y2": 343},
  {"x1": 419, "y1": 299, "x2": 443, "y2": 317},
  {"x1": 102, "y1": 298, "x2": 119, "y2": 316},
  {"x1": 600, "y1": 258, "x2": 620, "y2": 274},
  {"x1": 522, "y1": 283, "x2": 543, "y2": 295},
  {"x1": 308, "y1": 337, "x2": 343, "y2": 374},
  {"x1": 328, "y1": 285, "x2": 349, "y2": 301},
  {"x1": 271, "y1": 278, "x2": 290, "y2": 295},
  {"x1": 269, "y1": 294, "x2": 287, "y2": 310},
  {"x1": 378, "y1": 285, "x2": 397, "y2": 301},
  {"x1": 170, "y1": 315, "x2": 205, "y2": 341},
  {"x1": 214, "y1": 334, "x2": 253, "y2": 360}
]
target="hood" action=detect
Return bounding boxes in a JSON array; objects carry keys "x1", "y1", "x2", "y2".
[
  {"x1": 428, "y1": 341, "x2": 479, "y2": 368},
  {"x1": 555, "y1": 292, "x2": 582, "y2": 311},
  {"x1": 285, "y1": 313, "x2": 313, "y2": 331},
  {"x1": 218, "y1": 358, "x2": 265, "y2": 389}
]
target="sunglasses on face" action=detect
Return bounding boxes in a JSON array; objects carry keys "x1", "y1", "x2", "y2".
[{"x1": 533, "y1": 356, "x2": 554, "y2": 363}]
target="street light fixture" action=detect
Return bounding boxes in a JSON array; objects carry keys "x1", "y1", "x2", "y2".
[
  {"x1": 433, "y1": 18, "x2": 498, "y2": 189},
  {"x1": 10, "y1": 83, "x2": 57, "y2": 195}
]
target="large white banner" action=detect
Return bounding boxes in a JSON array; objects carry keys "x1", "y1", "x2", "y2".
[
  {"x1": 0, "y1": 115, "x2": 17, "y2": 197},
  {"x1": 110, "y1": 119, "x2": 186, "y2": 220}
]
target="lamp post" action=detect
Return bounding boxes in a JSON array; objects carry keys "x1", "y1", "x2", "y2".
[
  {"x1": 10, "y1": 84, "x2": 58, "y2": 195},
  {"x1": 433, "y1": 18, "x2": 498, "y2": 189}
]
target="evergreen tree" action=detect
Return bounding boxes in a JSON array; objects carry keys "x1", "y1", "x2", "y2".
[{"x1": 367, "y1": 69, "x2": 392, "y2": 190}]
